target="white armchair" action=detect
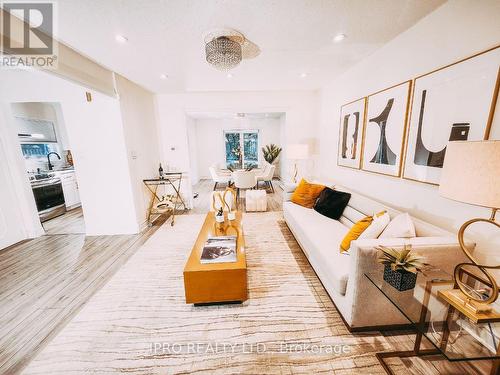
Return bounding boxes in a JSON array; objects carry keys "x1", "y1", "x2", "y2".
[{"x1": 209, "y1": 166, "x2": 231, "y2": 190}]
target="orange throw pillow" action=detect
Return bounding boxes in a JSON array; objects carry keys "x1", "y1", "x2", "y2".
[
  {"x1": 340, "y1": 216, "x2": 373, "y2": 253},
  {"x1": 291, "y1": 179, "x2": 325, "y2": 208},
  {"x1": 340, "y1": 211, "x2": 386, "y2": 253}
]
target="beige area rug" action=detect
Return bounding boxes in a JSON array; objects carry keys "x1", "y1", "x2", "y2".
[{"x1": 22, "y1": 212, "x2": 390, "y2": 374}]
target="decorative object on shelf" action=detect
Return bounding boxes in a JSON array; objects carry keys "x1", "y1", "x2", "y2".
[
  {"x1": 215, "y1": 207, "x2": 225, "y2": 223},
  {"x1": 223, "y1": 187, "x2": 237, "y2": 221},
  {"x1": 159, "y1": 163, "x2": 164, "y2": 179},
  {"x1": 361, "y1": 81, "x2": 411, "y2": 177},
  {"x1": 262, "y1": 144, "x2": 282, "y2": 164},
  {"x1": 403, "y1": 45, "x2": 500, "y2": 185},
  {"x1": 439, "y1": 140, "x2": 500, "y2": 307},
  {"x1": 64, "y1": 150, "x2": 73, "y2": 166},
  {"x1": 337, "y1": 98, "x2": 366, "y2": 169},
  {"x1": 204, "y1": 28, "x2": 260, "y2": 71},
  {"x1": 287, "y1": 144, "x2": 309, "y2": 183},
  {"x1": 378, "y1": 245, "x2": 426, "y2": 291}
]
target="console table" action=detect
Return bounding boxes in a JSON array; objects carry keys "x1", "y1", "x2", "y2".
[
  {"x1": 365, "y1": 269, "x2": 500, "y2": 374},
  {"x1": 143, "y1": 173, "x2": 187, "y2": 226}
]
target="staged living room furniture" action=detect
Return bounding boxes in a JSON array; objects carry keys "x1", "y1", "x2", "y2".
[
  {"x1": 439, "y1": 140, "x2": 500, "y2": 308},
  {"x1": 283, "y1": 183, "x2": 470, "y2": 331},
  {"x1": 233, "y1": 170, "x2": 257, "y2": 201},
  {"x1": 366, "y1": 270, "x2": 500, "y2": 375},
  {"x1": 209, "y1": 165, "x2": 232, "y2": 190},
  {"x1": 183, "y1": 211, "x2": 247, "y2": 304},
  {"x1": 256, "y1": 163, "x2": 276, "y2": 192},
  {"x1": 245, "y1": 189, "x2": 267, "y2": 212},
  {"x1": 143, "y1": 173, "x2": 187, "y2": 226}
]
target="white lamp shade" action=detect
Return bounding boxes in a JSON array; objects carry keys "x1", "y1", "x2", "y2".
[
  {"x1": 287, "y1": 144, "x2": 309, "y2": 160},
  {"x1": 439, "y1": 140, "x2": 500, "y2": 209}
]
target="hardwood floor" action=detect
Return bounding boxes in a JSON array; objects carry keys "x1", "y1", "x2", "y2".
[
  {"x1": 0, "y1": 216, "x2": 167, "y2": 375},
  {"x1": 0, "y1": 179, "x2": 492, "y2": 374},
  {"x1": 42, "y1": 206, "x2": 85, "y2": 235}
]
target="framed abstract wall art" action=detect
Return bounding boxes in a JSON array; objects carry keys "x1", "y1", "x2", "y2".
[
  {"x1": 361, "y1": 81, "x2": 411, "y2": 177},
  {"x1": 403, "y1": 46, "x2": 500, "y2": 185},
  {"x1": 337, "y1": 97, "x2": 366, "y2": 169}
]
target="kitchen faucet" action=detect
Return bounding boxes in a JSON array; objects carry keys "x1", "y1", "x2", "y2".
[{"x1": 47, "y1": 152, "x2": 61, "y2": 171}]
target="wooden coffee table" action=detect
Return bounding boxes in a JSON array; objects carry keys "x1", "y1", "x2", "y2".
[{"x1": 183, "y1": 211, "x2": 247, "y2": 304}]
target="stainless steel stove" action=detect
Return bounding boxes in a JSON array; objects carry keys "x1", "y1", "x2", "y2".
[{"x1": 30, "y1": 173, "x2": 66, "y2": 222}]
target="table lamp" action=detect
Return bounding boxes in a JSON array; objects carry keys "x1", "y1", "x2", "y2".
[
  {"x1": 439, "y1": 140, "x2": 500, "y2": 306},
  {"x1": 287, "y1": 144, "x2": 309, "y2": 183}
]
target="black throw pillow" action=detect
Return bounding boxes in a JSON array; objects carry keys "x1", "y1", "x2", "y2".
[{"x1": 313, "y1": 187, "x2": 351, "y2": 220}]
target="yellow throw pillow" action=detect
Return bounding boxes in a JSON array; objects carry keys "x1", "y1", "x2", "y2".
[
  {"x1": 340, "y1": 216, "x2": 372, "y2": 253},
  {"x1": 340, "y1": 211, "x2": 386, "y2": 253},
  {"x1": 291, "y1": 179, "x2": 325, "y2": 208}
]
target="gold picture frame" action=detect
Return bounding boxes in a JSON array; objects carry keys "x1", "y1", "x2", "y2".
[
  {"x1": 402, "y1": 45, "x2": 500, "y2": 185},
  {"x1": 360, "y1": 80, "x2": 412, "y2": 178},
  {"x1": 337, "y1": 97, "x2": 367, "y2": 170}
]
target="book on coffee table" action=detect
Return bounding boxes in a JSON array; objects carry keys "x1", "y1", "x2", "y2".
[{"x1": 200, "y1": 236, "x2": 237, "y2": 263}]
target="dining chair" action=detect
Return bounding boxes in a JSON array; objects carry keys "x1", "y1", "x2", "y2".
[
  {"x1": 232, "y1": 170, "x2": 257, "y2": 202},
  {"x1": 257, "y1": 164, "x2": 275, "y2": 192},
  {"x1": 209, "y1": 165, "x2": 231, "y2": 190}
]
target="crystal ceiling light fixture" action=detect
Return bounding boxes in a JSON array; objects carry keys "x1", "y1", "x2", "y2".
[
  {"x1": 204, "y1": 28, "x2": 260, "y2": 71},
  {"x1": 333, "y1": 33, "x2": 346, "y2": 42},
  {"x1": 115, "y1": 34, "x2": 128, "y2": 43}
]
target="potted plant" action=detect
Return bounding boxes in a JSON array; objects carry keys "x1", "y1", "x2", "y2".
[
  {"x1": 262, "y1": 144, "x2": 282, "y2": 165},
  {"x1": 377, "y1": 245, "x2": 426, "y2": 291}
]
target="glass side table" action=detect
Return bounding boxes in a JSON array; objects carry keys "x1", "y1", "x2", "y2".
[{"x1": 365, "y1": 268, "x2": 500, "y2": 374}]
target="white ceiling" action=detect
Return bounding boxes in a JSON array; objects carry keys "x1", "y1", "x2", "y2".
[
  {"x1": 55, "y1": 0, "x2": 445, "y2": 94},
  {"x1": 187, "y1": 112, "x2": 285, "y2": 120}
]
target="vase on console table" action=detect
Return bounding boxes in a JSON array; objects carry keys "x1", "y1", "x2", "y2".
[{"x1": 215, "y1": 207, "x2": 225, "y2": 223}]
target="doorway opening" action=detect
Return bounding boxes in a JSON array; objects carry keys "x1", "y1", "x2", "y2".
[{"x1": 11, "y1": 102, "x2": 85, "y2": 235}]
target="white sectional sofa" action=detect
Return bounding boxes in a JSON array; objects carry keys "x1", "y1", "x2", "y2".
[{"x1": 283, "y1": 183, "x2": 470, "y2": 331}]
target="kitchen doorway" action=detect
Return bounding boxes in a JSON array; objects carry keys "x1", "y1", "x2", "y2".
[{"x1": 11, "y1": 102, "x2": 86, "y2": 235}]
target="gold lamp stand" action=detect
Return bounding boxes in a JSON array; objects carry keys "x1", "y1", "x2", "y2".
[
  {"x1": 437, "y1": 141, "x2": 500, "y2": 316},
  {"x1": 440, "y1": 208, "x2": 500, "y2": 316}
]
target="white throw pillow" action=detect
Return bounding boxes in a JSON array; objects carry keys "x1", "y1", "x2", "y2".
[
  {"x1": 359, "y1": 211, "x2": 390, "y2": 239},
  {"x1": 379, "y1": 213, "x2": 416, "y2": 238}
]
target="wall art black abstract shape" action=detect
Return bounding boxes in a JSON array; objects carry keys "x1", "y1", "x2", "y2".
[
  {"x1": 350, "y1": 112, "x2": 360, "y2": 159},
  {"x1": 341, "y1": 114, "x2": 349, "y2": 158},
  {"x1": 340, "y1": 112, "x2": 360, "y2": 159},
  {"x1": 369, "y1": 99, "x2": 397, "y2": 165},
  {"x1": 414, "y1": 89, "x2": 470, "y2": 168}
]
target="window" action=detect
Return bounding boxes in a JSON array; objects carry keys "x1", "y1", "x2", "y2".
[
  {"x1": 21, "y1": 143, "x2": 59, "y2": 158},
  {"x1": 224, "y1": 130, "x2": 259, "y2": 169}
]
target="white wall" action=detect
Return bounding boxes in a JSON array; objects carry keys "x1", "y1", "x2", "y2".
[
  {"x1": 0, "y1": 130, "x2": 29, "y2": 248},
  {"x1": 186, "y1": 116, "x2": 199, "y2": 185},
  {"x1": 317, "y1": 0, "x2": 500, "y2": 263},
  {"x1": 115, "y1": 75, "x2": 161, "y2": 229},
  {"x1": 155, "y1": 90, "x2": 319, "y2": 198},
  {"x1": 0, "y1": 69, "x2": 140, "y2": 238},
  {"x1": 192, "y1": 116, "x2": 282, "y2": 179}
]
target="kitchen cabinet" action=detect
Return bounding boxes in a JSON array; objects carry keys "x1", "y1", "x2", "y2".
[
  {"x1": 15, "y1": 117, "x2": 58, "y2": 143},
  {"x1": 54, "y1": 170, "x2": 81, "y2": 209}
]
